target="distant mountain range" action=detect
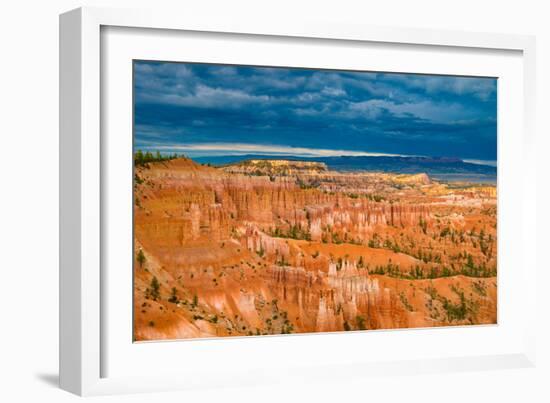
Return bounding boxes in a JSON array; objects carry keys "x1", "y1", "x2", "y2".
[{"x1": 193, "y1": 154, "x2": 497, "y2": 179}]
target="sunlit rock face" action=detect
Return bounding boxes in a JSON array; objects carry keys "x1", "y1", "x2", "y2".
[{"x1": 133, "y1": 158, "x2": 497, "y2": 341}]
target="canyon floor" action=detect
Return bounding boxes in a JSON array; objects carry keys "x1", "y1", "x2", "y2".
[{"x1": 133, "y1": 158, "x2": 497, "y2": 341}]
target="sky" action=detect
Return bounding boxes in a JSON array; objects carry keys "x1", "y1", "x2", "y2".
[{"x1": 134, "y1": 61, "x2": 497, "y2": 163}]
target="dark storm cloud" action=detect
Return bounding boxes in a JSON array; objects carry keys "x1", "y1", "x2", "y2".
[{"x1": 134, "y1": 61, "x2": 497, "y2": 161}]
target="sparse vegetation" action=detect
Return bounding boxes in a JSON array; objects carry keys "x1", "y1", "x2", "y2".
[
  {"x1": 472, "y1": 280, "x2": 487, "y2": 297},
  {"x1": 145, "y1": 276, "x2": 160, "y2": 301},
  {"x1": 134, "y1": 150, "x2": 182, "y2": 166},
  {"x1": 168, "y1": 287, "x2": 179, "y2": 303},
  {"x1": 399, "y1": 292, "x2": 414, "y2": 312},
  {"x1": 270, "y1": 224, "x2": 311, "y2": 241},
  {"x1": 136, "y1": 249, "x2": 146, "y2": 268}
]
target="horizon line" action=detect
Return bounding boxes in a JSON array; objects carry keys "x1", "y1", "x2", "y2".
[{"x1": 134, "y1": 142, "x2": 496, "y2": 167}]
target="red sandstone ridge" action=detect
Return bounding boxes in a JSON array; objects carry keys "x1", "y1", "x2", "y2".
[{"x1": 133, "y1": 158, "x2": 497, "y2": 341}]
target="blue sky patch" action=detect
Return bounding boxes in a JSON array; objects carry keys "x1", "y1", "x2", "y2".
[{"x1": 134, "y1": 61, "x2": 497, "y2": 163}]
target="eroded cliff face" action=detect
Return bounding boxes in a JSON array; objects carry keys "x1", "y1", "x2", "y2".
[{"x1": 133, "y1": 158, "x2": 497, "y2": 341}]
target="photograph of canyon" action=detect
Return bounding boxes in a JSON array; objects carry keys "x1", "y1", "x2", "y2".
[{"x1": 133, "y1": 61, "x2": 498, "y2": 341}]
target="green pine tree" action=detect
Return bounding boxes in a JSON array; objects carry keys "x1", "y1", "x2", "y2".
[
  {"x1": 149, "y1": 276, "x2": 160, "y2": 301},
  {"x1": 136, "y1": 249, "x2": 146, "y2": 268}
]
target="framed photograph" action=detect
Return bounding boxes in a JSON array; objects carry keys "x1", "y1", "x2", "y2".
[{"x1": 60, "y1": 6, "x2": 537, "y2": 396}]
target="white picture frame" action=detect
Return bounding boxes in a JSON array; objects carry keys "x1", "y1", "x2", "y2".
[{"x1": 59, "y1": 6, "x2": 537, "y2": 396}]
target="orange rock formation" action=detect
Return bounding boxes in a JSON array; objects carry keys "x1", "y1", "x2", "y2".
[{"x1": 133, "y1": 158, "x2": 497, "y2": 341}]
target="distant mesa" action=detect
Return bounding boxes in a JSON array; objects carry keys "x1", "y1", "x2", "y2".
[
  {"x1": 193, "y1": 154, "x2": 496, "y2": 181},
  {"x1": 246, "y1": 159, "x2": 327, "y2": 168},
  {"x1": 224, "y1": 159, "x2": 328, "y2": 176}
]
